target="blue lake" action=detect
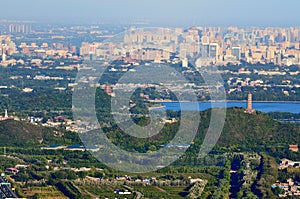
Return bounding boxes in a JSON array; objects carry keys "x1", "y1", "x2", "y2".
[{"x1": 159, "y1": 101, "x2": 300, "y2": 114}]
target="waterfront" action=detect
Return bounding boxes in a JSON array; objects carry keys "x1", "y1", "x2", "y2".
[{"x1": 159, "y1": 101, "x2": 300, "y2": 114}]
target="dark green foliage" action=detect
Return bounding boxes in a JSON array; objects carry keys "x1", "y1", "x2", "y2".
[
  {"x1": 56, "y1": 181, "x2": 82, "y2": 199},
  {"x1": 0, "y1": 119, "x2": 80, "y2": 147},
  {"x1": 252, "y1": 153, "x2": 278, "y2": 199}
]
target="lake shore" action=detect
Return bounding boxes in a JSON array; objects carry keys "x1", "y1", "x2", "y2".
[{"x1": 157, "y1": 101, "x2": 300, "y2": 114}]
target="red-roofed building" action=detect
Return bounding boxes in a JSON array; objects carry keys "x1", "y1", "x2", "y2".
[
  {"x1": 124, "y1": 56, "x2": 140, "y2": 65},
  {"x1": 5, "y1": 168, "x2": 19, "y2": 174},
  {"x1": 289, "y1": 145, "x2": 299, "y2": 152}
]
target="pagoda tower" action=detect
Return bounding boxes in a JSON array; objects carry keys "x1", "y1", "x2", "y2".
[{"x1": 245, "y1": 93, "x2": 255, "y2": 114}]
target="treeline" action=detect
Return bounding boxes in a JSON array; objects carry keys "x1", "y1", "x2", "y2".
[
  {"x1": 211, "y1": 159, "x2": 231, "y2": 199},
  {"x1": 252, "y1": 153, "x2": 278, "y2": 199},
  {"x1": 56, "y1": 181, "x2": 83, "y2": 199}
]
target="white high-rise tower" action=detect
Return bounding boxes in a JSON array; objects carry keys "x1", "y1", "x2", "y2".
[
  {"x1": 2, "y1": 52, "x2": 6, "y2": 62},
  {"x1": 4, "y1": 109, "x2": 8, "y2": 118}
]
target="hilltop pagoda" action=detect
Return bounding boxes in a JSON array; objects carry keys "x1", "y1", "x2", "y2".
[{"x1": 245, "y1": 93, "x2": 255, "y2": 114}]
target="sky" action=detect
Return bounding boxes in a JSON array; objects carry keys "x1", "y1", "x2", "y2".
[{"x1": 0, "y1": 0, "x2": 299, "y2": 27}]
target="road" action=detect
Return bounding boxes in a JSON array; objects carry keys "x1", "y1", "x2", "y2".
[
  {"x1": 0, "y1": 176, "x2": 18, "y2": 198},
  {"x1": 123, "y1": 185, "x2": 142, "y2": 199}
]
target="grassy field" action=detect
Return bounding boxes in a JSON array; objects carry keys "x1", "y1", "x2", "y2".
[
  {"x1": 22, "y1": 186, "x2": 68, "y2": 199},
  {"x1": 74, "y1": 182, "x2": 135, "y2": 199},
  {"x1": 132, "y1": 185, "x2": 188, "y2": 199}
]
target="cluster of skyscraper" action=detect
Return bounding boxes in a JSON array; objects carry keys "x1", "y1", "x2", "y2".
[
  {"x1": 80, "y1": 26, "x2": 300, "y2": 67},
  {"x1": 9, "y1": 24, "x2": 32, "y2": 34}
]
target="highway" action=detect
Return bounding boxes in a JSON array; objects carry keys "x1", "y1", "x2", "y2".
[{"x1": 0, "y1": 176, "x2": 18, "y2": 198}]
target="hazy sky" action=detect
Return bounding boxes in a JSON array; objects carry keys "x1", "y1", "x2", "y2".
[{"x1": 1, "y1": 0, "x2": 299, "y2": 26}]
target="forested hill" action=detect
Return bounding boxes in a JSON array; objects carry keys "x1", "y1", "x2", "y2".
[
  {"x1": 0, "y1": 108, "x2": 299, "y2": 152},
  {"x1": 0, "y1": 119, "x2": 79, "y2": 147},
  {"x1": 199, "y1": 107, "x2": 300, "y2": 148}
]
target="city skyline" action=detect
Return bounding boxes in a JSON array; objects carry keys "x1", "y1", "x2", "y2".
[
  {"x1": 0, "y1": 0, "x2": 300, "y2": 27},
  {"x1": 0, "y1": 2, "x2": 299, "y2": 197}
]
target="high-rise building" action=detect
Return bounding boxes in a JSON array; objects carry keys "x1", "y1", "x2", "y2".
[
  {"x1": 8, "y1": 24, "x2": 32, "y2": 34},
  {"x1": 232, "y1": 47, "x2": 241, "y2": 61},
  {"x1": 9, "y1": 24, "x2": 14, "y2": 33},
  {"x1": 200, "y1": 35, "x2": 210, "y2": 58},
  {"x1": 209, "y1": 43, "x2": 219, "y2": 59},
  {"x1": 201, "y1": 35, "x2": 210, "y2": 45},
  {"x1": 2, "y1": 52, "x2": 6, "y2": 62},
  {"x1": 200, "y1": 44, "x2": 209, "y2": 58}
]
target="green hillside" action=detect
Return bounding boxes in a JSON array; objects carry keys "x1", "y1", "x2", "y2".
[
  {"x1": 0, "y1": 119, "x2": 79, "y2": 147},
  {"x1": 215, "y1": 107, "x2": 299, "y2": 147},
  {"x1": 0, "y1": 108, "x2": 298, "y2": 151},
  {"x1": 193, "y1": 107, "x2": 300, "y2": 154},
  {"x1": 104, "y1": 107, "x2": 300, "y2": 154}
]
